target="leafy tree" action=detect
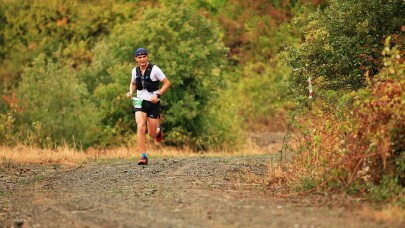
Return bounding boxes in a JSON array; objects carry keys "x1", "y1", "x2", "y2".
[
  {"x1": 191, "y1": 0, "x2": 326, "y2": 130},
  {"x1": 0, "y1": 0, "x2": 143, "y2": 92},
  {"x1": 0, "y1": 0, "x2": 329, "y2": 149},
  {"x1": 0, "y1": 0, "x2": 152, "y2": 147},
  {"x1": 1, "y1": 0, "x2": 77, "y2": 85},
  {"x1": 198, "y1": 0, "x2": 326, "y2": 65},
  {"x1": 287, "y1": 0, "x2": 404, "y2": 101},
  {"x1": 281, "y1": 0, "x2": 405, "y2": 202},
  {"x1": 285, "y1": 38, "x2": 404, "y2": 202},
  {"x1": 87, "y1": 0, "x2": 235, "y2": 149},
  {"x1": 16, "y1": 54, "x2": 101, "y2": 149}
]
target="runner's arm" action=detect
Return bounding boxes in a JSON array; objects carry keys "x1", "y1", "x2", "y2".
[
  {"x1": 127, "y1": 82, "x2": 136, "y2": 98},
  {"x1": 158, "y1": 78, "x2": 171, "y2": 96},
  {"x1": 150, "y1": 78, "x2": 170, "y2": 104}
]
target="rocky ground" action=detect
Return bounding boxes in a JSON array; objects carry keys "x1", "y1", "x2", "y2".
[{"x1": 1, "y1": 154, "x2": 400, "y2": 228}]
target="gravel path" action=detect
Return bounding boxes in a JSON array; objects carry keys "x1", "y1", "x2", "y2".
[{"x1": 0, "y1": 155, "x2": 397, "y2": 227}]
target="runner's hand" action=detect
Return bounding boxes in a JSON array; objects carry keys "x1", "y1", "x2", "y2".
[
  {"x1": 151, "y1": 95, "x2": 159, "y2": 104},
  {"x1": 126, "y1": 92, "x2": 133, "y2": 99}
]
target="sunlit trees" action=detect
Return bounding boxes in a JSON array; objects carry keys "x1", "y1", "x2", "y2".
[
  {"x1": 87, "y1": 1, "x2": 235, "y2": 149},
  {"x1": 0, "y1": 0, "x2": 341, "y2": 151},
  {"x1": 287, "y1": 0, "x2": 404, "y2": 100},
  {"x1": 284, "y1": 0, "x2": 405, "y2": 200}
]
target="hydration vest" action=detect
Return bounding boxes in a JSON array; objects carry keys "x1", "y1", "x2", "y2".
[{"x1": 135, "y1": 63, "x2": 159, "y2": 92}]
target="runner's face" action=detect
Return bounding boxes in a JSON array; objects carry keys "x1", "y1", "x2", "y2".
[{"x1": 135, "y1": 55, "x2": 148, "y2": 67}]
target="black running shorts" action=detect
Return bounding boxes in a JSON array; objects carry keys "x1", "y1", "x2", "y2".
[{"x1": 134, "y1": 100, "x2": 160, "y2": 119}]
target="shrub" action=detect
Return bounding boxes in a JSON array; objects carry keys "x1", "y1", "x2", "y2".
[
  {"x1": 87, "y1": 0, "x2": 238, "y2": 150},
  {"x1": 345, "y1": 39, "x2": 404, "y2": 195},
  {"x1": 16, "y1": 54, "x2": 101, "y2": 149},
  {"x1": 287, "y1": 0, "x2": 404, "y2": 99},
  {"x1": 283, "y1": 38, "x2": 404, "y2": 202},
  {"x1": 0, "y1": 112, "x2": 16, "y2": 146}
]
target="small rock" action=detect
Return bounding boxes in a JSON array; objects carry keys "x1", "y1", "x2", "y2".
[
  {"x1": 144, "y1": 189, "x2": 157, "y2": 195},
  {"x1": 14, "y1": 219, "x2": 24, "y2": 227}
]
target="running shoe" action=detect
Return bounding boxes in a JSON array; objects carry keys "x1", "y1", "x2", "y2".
[
  {"x1": 156, "y1": 128, "x2": 163, "y2": 143},
  {"x1": 137, "y1": 156, "x2": 148, "y2": 165}
]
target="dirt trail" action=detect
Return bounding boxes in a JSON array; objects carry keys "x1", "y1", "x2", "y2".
[{"x1": 0, "y1": 154, "x2": 397, "y2": 228}]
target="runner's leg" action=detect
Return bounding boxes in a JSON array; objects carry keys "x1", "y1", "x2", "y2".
[
  {"x1": 147, "y1": 117, "x2": 159, "y2": 138},
  {"x1": 135, "y1": 111, "x2": 147, "y2": 153}
]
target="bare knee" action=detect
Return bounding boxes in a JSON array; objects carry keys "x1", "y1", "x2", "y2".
[
  {"x1": 148, "y1": 130, "x2": 157, "y2": 138},
  {"x1": 137, "y1": 122, "x2": 146, "y2": 132}
]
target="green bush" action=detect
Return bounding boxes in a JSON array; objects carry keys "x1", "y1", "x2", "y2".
[
  {"x1": 285, "y1": 38, "x2": 404, "y2": 202},
  {"x1": 347, "y1": 39, "x2": 404, "y2": 189},
  {"x1": 0, "y1": 112, "x2": 16, "y2": 146},
  {"x1": 16, "y1": 54, "x2": 101, "y2": 149},
  {"x1": 86, "y1": 0, "x2": 238, "y2": 150},
  {"x1": 286, "y1": 0, "x2": 404, "y2": 99},
  {"x1": 234, "y1": 58, "x2": 292, "y2": 127},
  {"x1": 283, "y1": 0, "x2": 404, "y2": 202},
  {"x1": 0, "y1": 0, "x2": 141, "y2": 107}
]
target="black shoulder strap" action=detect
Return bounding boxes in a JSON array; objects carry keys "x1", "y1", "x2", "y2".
[
  {"x1": 144, "y1": 63, "x2": 154, "y2": 77},
  {"x1": 136, "y1": 64, "x2": 154, "y2": 77}
]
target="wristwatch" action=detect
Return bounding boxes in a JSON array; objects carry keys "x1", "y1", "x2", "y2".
[{"x1": 156, "y1": 93, "x2": 161, "y2": 98}]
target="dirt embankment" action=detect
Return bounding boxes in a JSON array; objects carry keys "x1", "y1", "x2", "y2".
[{"x1": 1, "y1": 154, "x2": 398, "y2": 228}]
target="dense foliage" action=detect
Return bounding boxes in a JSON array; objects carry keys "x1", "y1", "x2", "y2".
[
  {"x1": 16, "y1": 54, "x2": 101, "y2": 148},
  {"x1": 287, "y1": 0, "x2": 404, "y2": 99},
  {"x1": 284, "y1": 0, "x2": 404, "y2": 203},
  {"x1": 1, "y1": 0, "x2": 314, "y2": 149},
  {"x1": 89, "y1": 1, "x2": 232, "y2": 149}
]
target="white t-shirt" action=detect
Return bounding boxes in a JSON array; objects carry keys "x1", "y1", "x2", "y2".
[{"x1": 131, "y1": 64, "x2": 166, "y2": 101}]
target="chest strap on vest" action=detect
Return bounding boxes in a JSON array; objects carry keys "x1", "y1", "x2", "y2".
[{"x1": 135, "y1": 64, "x2": 159, "y2": 92}]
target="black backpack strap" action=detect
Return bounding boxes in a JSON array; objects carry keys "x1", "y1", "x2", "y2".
[
  {"x1": 135, "y1": 66, "x2": 143, "y2": 90},
  {"x1": 135, "y1": 63, "x2": 158, "y2": 92},
  {"x1": 144, "y1": 63, "x2": 154, "y2": 77}
]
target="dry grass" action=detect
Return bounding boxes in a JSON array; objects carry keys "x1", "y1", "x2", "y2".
[
  {"x1": 0, "y1": 142, "x2": 272, "y2": 167},
  {"x1": 360, "y1": 204, "x2": 405, "y2": 226},
  {"x1": 1, "y1": 145, "x2": 94, "y2": 166}
]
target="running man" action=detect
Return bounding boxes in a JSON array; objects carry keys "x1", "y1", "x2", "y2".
[{"x1": 126, "y1": 48, "x2": 171, "y2": 165}]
